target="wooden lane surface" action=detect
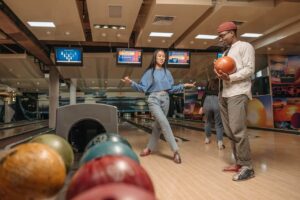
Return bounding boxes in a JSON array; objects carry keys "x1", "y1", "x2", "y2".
[{"x1": 119, "y1": 121, "x2": 300, "y2": 200}]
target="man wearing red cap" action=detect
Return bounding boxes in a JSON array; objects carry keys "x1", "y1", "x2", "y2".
[{"x1": 214, "y1": 21, "x2": 255, "y2": 181}]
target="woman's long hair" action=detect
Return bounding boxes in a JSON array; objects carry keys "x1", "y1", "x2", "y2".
[{"x1": 207, "y1": 77, "x2": 219, "y2": 91}]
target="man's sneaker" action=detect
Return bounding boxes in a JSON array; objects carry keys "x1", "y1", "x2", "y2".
[
  {"x1": 204, "y1": 137, "x2": 211, "y2": 144},
  {"x1": 232, "y1": 166, "x2": 255, "y2": 181},
  {"x1": 217, "y1": 141, "x2": 225, "y2": 150}
]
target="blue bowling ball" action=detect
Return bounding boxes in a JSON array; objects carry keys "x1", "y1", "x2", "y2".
[
  {"x1": 85, "y1": 133, "x2": 132, "y2": 151},
  {"x1": 80, "y1": 141, "x2": 139, "y2": 166}
]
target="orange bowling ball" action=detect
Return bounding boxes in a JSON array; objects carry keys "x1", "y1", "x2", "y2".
[
  {"x1": 214, "y1": 56, "x2": 236, "y2": 74},
  {"x1": 0, "y1": 143, "x2": 66, "y2": 200}
]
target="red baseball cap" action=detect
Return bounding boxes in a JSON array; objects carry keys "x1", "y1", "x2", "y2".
[{"x1": 217, "y1": 21, "x2": 237, "y2": 33}]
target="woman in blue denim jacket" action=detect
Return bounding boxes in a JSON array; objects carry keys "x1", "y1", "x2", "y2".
[{"x1": 122, "y1": 49, "x2": 195, "y2": 164}]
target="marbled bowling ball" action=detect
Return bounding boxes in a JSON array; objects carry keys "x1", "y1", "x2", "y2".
[
  {"x1": 80, "y1": 141, "x2": 139, "y2": 166},
  {"x1": 30, "y1": 133, "x2": 74, "y2": 171},
  {"x1": 0, "y1": 143, "x2": 66, "y2": 200},
  {"x1": 214, "y1": 56, "x2": 236, "y2": 74},
  {"x1": 85, "y1": 133, "x2": 132, "y2": 151},
  {"x1": 72, "y1": 184, "x2": 156, "y2": 200},
  {"x1": 66, "y1": 155, "x2": 154, "y2": 200}
]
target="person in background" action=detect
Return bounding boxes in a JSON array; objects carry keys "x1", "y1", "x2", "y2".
[
  {"x1": 121, "y1": 49, "x2": 195, "y2": 164},
  {"x1": 214, "y1": 21, "x2": 255, "y2": 181},
  {"x1": 199, "y1": 78, "x2": 225, "y2": 150}
]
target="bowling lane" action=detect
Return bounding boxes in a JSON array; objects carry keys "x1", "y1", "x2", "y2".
[
  {"x1": 0, "y1": 121, "x2": 48, "y2": 140},
  {"x1": 0, "y1": 120, "x2": 47, "y2": 130},
  {"x1": 0, "y1": 121, "x2": 50, "y2": 149}
]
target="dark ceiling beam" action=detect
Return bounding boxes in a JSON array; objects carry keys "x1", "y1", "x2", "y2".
[
  {"x1": 0, "y1": 0, "x2": 53, "y2": 65},
  {"x1": 172, "y1": 5, "x2": 215, "y2": 48},
  {"x1": 75, "y1": 0, "x2": 92, "y2": 41},
  {"x1": 0, "y1": 38, "x2": 14, "y2": 44},
  {"x1": 132, "y1": 0, "x2": 154, "y2": 47}
]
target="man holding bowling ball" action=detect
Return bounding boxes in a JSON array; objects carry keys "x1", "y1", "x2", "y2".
[{"x1": 214, "y1": 21, "x2": 255, "y2": 181}]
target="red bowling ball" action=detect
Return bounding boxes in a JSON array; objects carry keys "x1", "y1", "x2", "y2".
[
  {"x1": 214, "y1": 56, "x2": 236, "y2": 74},
  {"x1": 72, "y1": 183, "x2": 156, "y2": 200},
  {"x1": 66, "y1": 155, "x2": 155, "y2": 200}
]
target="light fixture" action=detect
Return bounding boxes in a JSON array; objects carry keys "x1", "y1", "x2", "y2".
[
  {"x1": 241, "y1": 33, "x2": 263, "y2": 38},
  {"x1": 93, "y1": 24, "x2": 126, "y2": 30},
  {"x1": 149, "y1": 32, "x2": 173, "y2": 37},
  {"x1": 28, "y1": 21, "x2": 55, "y2": 27},
  {"x1": 195, "y1": 34, "x2": 218, "y2": 39}
]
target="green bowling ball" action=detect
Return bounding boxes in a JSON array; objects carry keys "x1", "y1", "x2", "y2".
[
  {"x1": 30, "y1": 134, "x2": 74, "y2": 171},
  {"x1": 85, "y1": 133, "x2": 132, "y2": 151},
  {"x1": 80, "y1": 141, "x2": 139, "y2": 166}
]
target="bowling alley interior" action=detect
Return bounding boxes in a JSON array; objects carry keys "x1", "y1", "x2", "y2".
[{"x1": 0, "y1": 0, "x2": 300, "y2": 200}]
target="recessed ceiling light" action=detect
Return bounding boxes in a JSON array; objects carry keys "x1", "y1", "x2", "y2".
[
  {"x1": 94, "y1": 24, "x2": 126, "y2": 30},
  {"x1": 28, "y1": 21, "x2": 55, "y2": 27},
  {"x1": 101, "y1": 33, "x2": 107, "y2": 37},
  {"x1": 65, "y1": 31, "x2": 70, "y2": 35},
  {"x1": 149, "y1": 32, "x2": 173, "y2": 37},
  {"x1": 241, "y1": 33, "x2": 263, "y2": 38},
  {"x1": 162, "y1": 39, "x2": 166, "y2": 43},
  {"x1": 195, "y1": 34, "x2": 218, "y2": 39},
  {"x1": 147, "y1": 39, "x2": 151, "y2": 43},
  {"x1": 280, "y1": 48, "x2": 285, "y2": 51},
  {"x1": 190, "y1": 41, "x2": 194, "y2": 44},
  {"x1": 46, "y1": 31, "x2": 51, "y2": 35},
  {"x1": 267, "y1": 47, "x2": 272, "y2": 51},
  {"x1": 116, "y1": 33, "x2": 121, "y2": 37},
  {"x1": 94, "y1": 24, "x2": 101, "y2": 29}
]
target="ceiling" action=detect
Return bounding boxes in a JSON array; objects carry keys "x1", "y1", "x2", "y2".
[{"x1": 0, "y1": 0, "x2": 299, "y2": 93}]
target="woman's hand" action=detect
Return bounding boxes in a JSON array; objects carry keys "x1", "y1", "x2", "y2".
[
  {"x1": 199, "y1": 107, "x2": 204, "y2": 115},
  {"x1": 121, "y1": 76, "x2": 132, "y2": 84},
  {"x1": 184, "y1": 82, "x2": 196, "y2": 88}
]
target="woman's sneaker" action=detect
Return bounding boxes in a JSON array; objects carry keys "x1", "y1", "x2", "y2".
[
  {"x1": 140, "y1": 148, "x2": 151, "y2": 157},
  {"x1": 217, "y1": 141, "x2": 225, "y2": 150},
  {"x1": 232, "y1": 166, "x2": 255, "y2": 181},
  {"x1": 204, "y1": 137, "x2": 211, "y2": 144},
  {"x1": 173, "y1": 152, "x2": 182, "y2": 164}
]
